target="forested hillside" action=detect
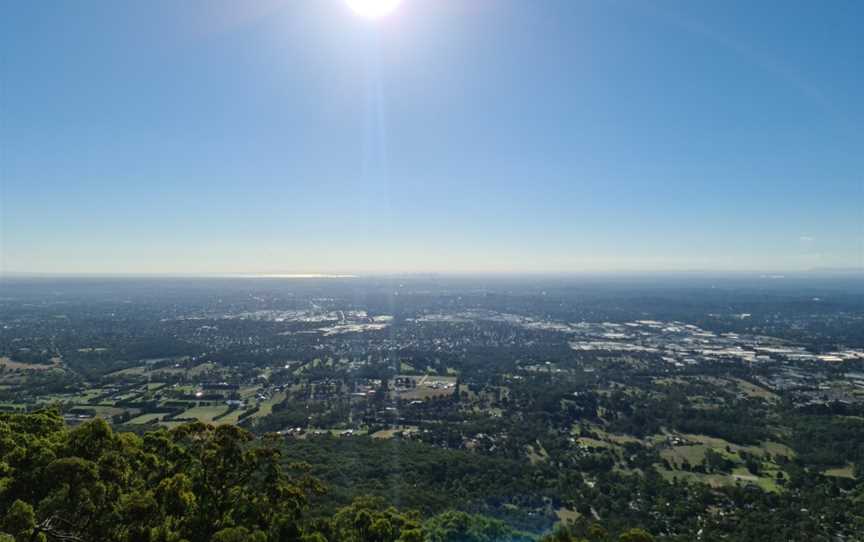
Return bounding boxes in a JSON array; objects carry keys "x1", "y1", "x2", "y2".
[{"x1": 0, "y1": 410, "x2": 652, "y2": 542}]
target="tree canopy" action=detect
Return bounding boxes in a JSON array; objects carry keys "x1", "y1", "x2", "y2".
[{"x1": 0, "y1": 411, "x2": 559, "y2": 542}]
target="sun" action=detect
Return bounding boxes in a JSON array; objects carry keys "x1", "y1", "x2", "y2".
[{"x1": 345, "y1": 0, "x2": 402, "y2": 19}]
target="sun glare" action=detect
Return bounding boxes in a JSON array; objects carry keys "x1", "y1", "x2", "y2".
[{"x1": 345, "y1": 0, "x2": 402, "y2": 19}]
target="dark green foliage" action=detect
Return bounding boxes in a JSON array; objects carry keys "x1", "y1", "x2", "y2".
[
  {"x1": 789, "y1": 415, "x2": 864, "y2": 469},
  {"x1": 0, "y1": 410, "x2": 313, "y2": 542},
  {"x1": 278, "y1": 434, "x2": 554, "y2": 532},
  {"x1": 0, "y1": 410, "x2": 551, "y2": 542},
  {"x1": 424, "y1": 511, "x2": 529, "y2": 542},
  {"x1": 617, "y1": 529, "x2": 654, "y2": 542}
]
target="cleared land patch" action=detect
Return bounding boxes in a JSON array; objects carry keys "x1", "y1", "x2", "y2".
[
  {"x1": 178, "y1": 404, "x2": 230, "y2": 424},
  {"x1": 0, "y1": 356, "x2": 61, "y2": 371}
]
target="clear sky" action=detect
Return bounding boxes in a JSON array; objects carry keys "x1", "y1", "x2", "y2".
[{"x1": 1, "y1": 0, "x2": 862, "y2": 275}]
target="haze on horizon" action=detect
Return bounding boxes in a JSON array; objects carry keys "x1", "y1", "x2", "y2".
[{"x1": 1, "y1": 1, "x2": 862, "y2": 275}]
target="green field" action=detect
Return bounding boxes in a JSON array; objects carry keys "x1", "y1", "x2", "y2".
[
  {"x1": 577, "y1": 437, "x2": 613, "y2": 449},
  {"x1": 66, "y1": 389, "x2": 105, "y2": 403},
  {"x1": 215, "y1": 408, "x2": 247, "y2": 425},
  {"x1": 187, "y1": 362, "x2": 218, "y2": 376},
  {"x1": 823, "y1": 464, "x2": 855, "y2": 479},
  {"x1": 371, "y1": 428, "x2": 412, "y2": 439},
  {"x1": 661, "y1": 444, "x2": 710, "y2": 467},
  {"x1": 179, "y1": 404, "x2": 230, "y2": 423},
  {"x1": 249, "y1": 391, "x2": 286, "y2": 419},
  {"x1": 127, "y1": 412, "x2": 166, "y2": 425},
  {"x1": 106, "y1": 366, "x2": 147, "y2": 378},
  {"x1": 658, "y1": 467, "x2": 780, "y2": 492},
  {"x1": 239, "y1": 386, "x2": 261, "y2": 400}
]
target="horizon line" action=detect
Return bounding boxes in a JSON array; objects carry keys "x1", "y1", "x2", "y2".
[{"x1": 2, "y1": 268, "x2": 863, "y2": 280}]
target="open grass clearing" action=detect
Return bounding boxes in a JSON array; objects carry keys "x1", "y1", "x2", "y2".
[
  {"x1": 76, "y1": 389, "x2": 105, "y2": 401},
  {"x1": 731, "y1": 378, "x2": 780, "y2": 401},
  {"x1": 527, "y1": 443, "x2": 549, "y2": 464},
  {"x1": 250, "y1": 391, "x2": 286, "y2": 419},
  {"x1": 215, "y1": 408, "x2": 247, "y2": 425},
  {"x1": 399, "y1": 386, "x2": 454, "y2": 400},
  {"x1": 376, "y1": 426, "x2": 418, "y2": 438},
  {"x1": 128, "y1": 412, "x2": 166, "y2": 425},
  {"x1": 239, "y1": 386, "x2": 261, "y2": 400},
  {"x1": 179, "y1": 404, "x2": 230, "y2": 423},
  {"x1": 577, "y1": 437, "x2": 613, "y2": 450},
  {"x1": 823, "y1": 464, "x2": 855, "y2": 479},
  {"x1": 371, "y1": 429, "x2": 403, "y2": 439},
  {"x1": 681, "y1": 433, "x2": 794, "y2": 460},
  {"x1": 0, "y1": 357, "x2": 61, "y2": 371},
  {"x1": 106, "y1": 365, "x2": 148, "y2": 377},
  {"x1": 187, "y1": 362, "x2": 218, "y2": 376},
  {"x1": 555, "y1": 507, "x2": 581, "y2": 525},
  {"x1": 69, "y1": 405, "x2": 135, "y2": 418},
  {"x1": 657, "y1": 467, "x2": 781, "y2": 493},
  {"x1": 661, "y1": 444, "x2": 710, "y2": 467}
]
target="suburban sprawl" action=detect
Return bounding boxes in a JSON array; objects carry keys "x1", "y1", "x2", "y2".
[{"x1": 2, "y1": 275, "x2": 864, "y2": 541}]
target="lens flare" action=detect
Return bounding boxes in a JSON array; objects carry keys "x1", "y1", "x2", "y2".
[{"x1": 345, "y1": 0, "x2": 402, "y2": 19}]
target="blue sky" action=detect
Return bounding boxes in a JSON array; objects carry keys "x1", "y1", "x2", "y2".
[{"x1": 1, "y1": 0, "x2": 862, "y2": 274}]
